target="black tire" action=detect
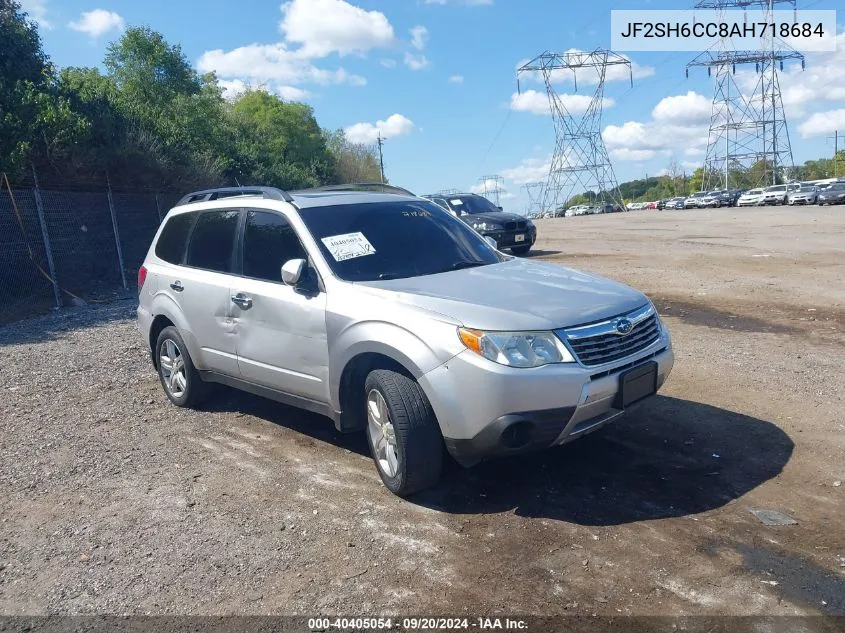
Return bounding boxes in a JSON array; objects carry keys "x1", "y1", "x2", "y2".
[
  {"x1": 155, "y1": 326, "x2": 208, "y2": 408},
  {"x1": 364, "y1": 369, "x2": 443, "y2": 496},
  {"x1": 511, "y1": 244, "x2": 532, "y2": 256}
]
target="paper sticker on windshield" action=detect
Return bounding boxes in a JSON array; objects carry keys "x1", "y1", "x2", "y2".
[
  {"x1": 321, "y1": 232, "x2": 376, "y2": 262},
  {"x1": 450, "y1": 199, "x2": 464, "y2": 206}
]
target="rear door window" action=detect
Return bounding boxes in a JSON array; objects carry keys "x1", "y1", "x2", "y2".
[
  {"x1": 155, "y1": 212, "x2": 195, "y2": 264},
  {"x1": 185, "y1": 210, "x2": 241, "y2": 273}
]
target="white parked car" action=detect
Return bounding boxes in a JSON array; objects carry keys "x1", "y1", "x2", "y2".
[{"x1": 737, "y1": 189, "x2": 765, "y2": 207}]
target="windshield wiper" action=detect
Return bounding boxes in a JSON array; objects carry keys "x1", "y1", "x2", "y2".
[
  {"x1": 445, "y1": 260, "x2": 488, "y2": 272},
  {"x1": 376, "y1": 272, "x2": 407, "y2": 280}
]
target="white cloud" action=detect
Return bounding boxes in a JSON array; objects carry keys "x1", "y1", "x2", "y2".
[
  {"x1": 651, "y1": 91, "x2": 711, "y2": 125},
  {"x1": 19, "y1": 0, "x2": 51, "y2": 29},
  {"x1": 733, "y1": 31, "x2": 845, "y2": 117},
  {"x1": 218, "y1": 79, "x2": 311, "y2": 102},
  {"x1": 798, "y1": 109, "x2": 845, "y2": 138},
  {"x1": 448, "y1": 75, "x2": 464, "y2": 84},
  {"x1": 344, "y1": 113, "x2": 415, "y2": 144},
  {"x1": 501, "y1": 157, "x2": 552, "y2": 184},
  {"x1": 198, "y1": 43, "x2": 366, "y2": 89},
  {"x1": 279, "y1": 0, "x2": 395, "y2": 58},
  {"x1": 200, "y1": 0, "x2": 400, "y2": 99},
  {"x1": 510, "y1": 90, "x2": 614, "y2": 116},
  {"x1": 404, "y1": 52, "x2": 430, "y2": 71},
  {"x1": 276, "y1": 85, "x2": 312, "y2": 101},
  {"x1": 602, "y1": 89, "x2": 713, "y2": 162},
  {"x1": 67, "y1": 9, "x2": 125, "y2": 38},
  {"x1": 410, "y1": 25, "x2": 429, "y2": 51},
  {"x1": 603, "y1": 119, "x2": 708, "y2": 162},
  {"x1": 610, "y1": 148, "x2": 666, "y2": 162},
  {"x1": 218, "y1": 79, "x2": 248, "y2": 100}
]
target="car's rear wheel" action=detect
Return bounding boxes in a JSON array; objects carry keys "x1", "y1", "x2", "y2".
[
  {"x1": 156, "y1": 326, "x2": 208, "y2": 408},
  {"x1": 364, "y1": 369, "x2": 443, "y2": 496},
  {"x1": 511, "y1": 244, "x2": 532, "y2": 256}
]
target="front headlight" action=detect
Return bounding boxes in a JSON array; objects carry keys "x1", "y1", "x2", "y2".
[
  {"x1": 471, "y1": 222, "x2": 499, "y2": 231},
  {"x1": 458, "y1": 328, "x2": 575, "y2": 368}
]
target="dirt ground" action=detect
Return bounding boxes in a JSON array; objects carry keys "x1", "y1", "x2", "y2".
[{"x1": 0, "y1": 206, "x2": 843, "y2": 617}]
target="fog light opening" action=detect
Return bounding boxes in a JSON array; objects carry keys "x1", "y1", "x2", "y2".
[{"x1": 500, "y1": 421, "x2": 533, "y2": 449}]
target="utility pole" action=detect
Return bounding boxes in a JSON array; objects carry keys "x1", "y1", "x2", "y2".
[
  {"x1": 376, "y1": 134, "x2": 386, "y2": 184},
  {"x1": 829, "y1": 130, "x2": 845, "y2": 177}
]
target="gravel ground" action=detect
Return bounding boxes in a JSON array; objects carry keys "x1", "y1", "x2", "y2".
[{"x1": 0, "y1": 205, "x2": 843, "y2": 616}]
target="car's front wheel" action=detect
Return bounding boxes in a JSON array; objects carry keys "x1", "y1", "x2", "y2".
[
  {"x1": 364, "y1": 369, "x2": 443, "y2": 496},
  {"x1": 156, "y1": 326, "x2": 208, "y2": 408},
  {"x1": 511, "y1": 244, "x2": 532, "y2": 255}
]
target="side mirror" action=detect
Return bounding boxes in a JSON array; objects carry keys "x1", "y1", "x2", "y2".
[
  {"x1": 484, "y1": 236, "x2": 497, "y2": 249},
  {"x1": 281, "y1": 259, "x2": 306, "y2": 286},
  {"x1": 497, "y1": 206, "x2": 504, "y2": 211}
]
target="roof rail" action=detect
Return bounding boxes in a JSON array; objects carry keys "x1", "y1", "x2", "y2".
[
  {"x1": 175, "y1": 186, "x2": 294, "y2": 207},
  {"x1": 296, "y1": 183, "x2": 416, "y2": 197}
]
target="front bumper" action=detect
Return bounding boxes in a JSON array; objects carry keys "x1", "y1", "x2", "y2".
[
  {"x1": 819, "y1": 196, "x2": 845, "y2": 204},
  {"x1": 419, "y1": 332, "x2": 674, "y2": 467},
  {"x1": 789, "y1": 196, "x2": 815, "y2": 205},
  {"x1": 481, "y1": 226, "x2": 537, "y2": 249}
]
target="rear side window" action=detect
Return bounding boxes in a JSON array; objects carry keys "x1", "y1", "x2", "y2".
[
  {"x1": 242, "y1": 210, "x2": 307, "y2": 282},
  {"x1": 155, "y1": 212, "x2": 195, "y2": 264},
  {"x1": 185, "y1": 210, "x2": 240, "y2": 273}
]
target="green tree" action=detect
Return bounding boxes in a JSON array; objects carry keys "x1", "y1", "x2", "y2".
[
  {"x1": 230, "y1": 90, "x2": 333, "y2": 189},
  {"x1": 324, "y1": 129, "x2": 383, "y2": 184},
  {"x1": 0, "y1": 0, "x2": 77, "y2": 176}
]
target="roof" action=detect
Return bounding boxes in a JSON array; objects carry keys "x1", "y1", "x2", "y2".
[
  {"x1": 172, "y1": 186, "x2": 422, "y2": 212},
  {"x1": 291, "y1": 190, "x2": 420, "y2": 209}
]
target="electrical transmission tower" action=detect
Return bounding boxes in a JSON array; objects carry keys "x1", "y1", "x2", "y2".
[
  {"x1": 687, "y1": 0, "x2": 804, "y2": 189},
  {"x1": 517, "y1": 49, "x2": 631, "y2": 213},
  {"x1": 477, "y1": 175, "x2": 505, "y2": 206},
  {"x1": 521, "y1": 182, "x2": 545, "y2": 215}
]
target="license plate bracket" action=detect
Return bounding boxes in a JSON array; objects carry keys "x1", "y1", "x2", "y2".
[
  {"x1": 614, "y1": 361, "x2": 658, "y2": 409},
  {"x1": 515, "y1": 234, "x2": 525, "y2": 242}
]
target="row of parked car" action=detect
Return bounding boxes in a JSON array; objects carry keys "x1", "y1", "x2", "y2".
[
  {"x1": 737, "y1": 181, "x2": 845, "y2": 206},
  {"x1": 627, "y1": 179, "x2": 845, "y2": 211}
]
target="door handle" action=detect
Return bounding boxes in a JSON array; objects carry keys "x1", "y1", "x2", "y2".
[
  {"x1": 231, "y1": 293, "x2": 253, "y2": 310},
  {"x1": 170, "y1": 281, "x2": 184, "y2": 292}
]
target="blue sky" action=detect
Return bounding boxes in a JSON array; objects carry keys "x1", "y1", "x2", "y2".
[{"x1": 22, "y1": 0, "x2": 845, "y2": 211}]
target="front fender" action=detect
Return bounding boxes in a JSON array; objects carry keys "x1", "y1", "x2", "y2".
[{"x1": 329, "y1": 319, "x2": 460, "y2": 411}]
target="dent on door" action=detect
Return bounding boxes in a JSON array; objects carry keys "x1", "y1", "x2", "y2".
[{"x1": 232, "y1": 278, "x2": 329, "y2": 402}]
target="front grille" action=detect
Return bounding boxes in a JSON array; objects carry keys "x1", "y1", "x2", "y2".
[
  {"x1": 504, "y1": 220, "x2": 528, "y2": 231},
  {"x1": 567, "y1": 313, "x2": 661, "y2": 367}
]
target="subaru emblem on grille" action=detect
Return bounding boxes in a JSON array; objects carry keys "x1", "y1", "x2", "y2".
[{"x1": 615, "y1": 318, "x2": 634, "y2": 335}]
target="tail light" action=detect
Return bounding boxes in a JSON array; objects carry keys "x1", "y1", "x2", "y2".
[{"x1": 138, "y1": 265, "x2": 148, "y2": 292}]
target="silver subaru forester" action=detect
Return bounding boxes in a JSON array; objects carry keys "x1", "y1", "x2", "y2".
[{"x1": 137, "y1": 186, "x2": 674, "y2": 496}]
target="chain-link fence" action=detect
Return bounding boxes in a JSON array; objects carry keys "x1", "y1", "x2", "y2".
[{"x1": 0, "y1": 173, "x2": 182, "y2": 325}]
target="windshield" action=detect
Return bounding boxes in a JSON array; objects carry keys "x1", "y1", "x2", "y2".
[
  {"x1": 745, "y1": 189, "x2": 763, "y2": 195},
  {"x1": 298, "y1": 200, "x2": 503, "y2": 282},
  {"x1": 691, "y1": 192, "x2": 708, "y2": 198},
  {"x1": 446, "y1": 195, "x2": 502, "y2": 215},
  {"x1": 767, "y1": 185, "x2": 786, "y2": 192}
]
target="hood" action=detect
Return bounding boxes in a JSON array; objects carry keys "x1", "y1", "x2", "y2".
[
  {"x1": 358, "y1": 258, "x2": 648, "y2": 331},
  {"x1": 460, "y1": 211, "x2": 527, "y2": 226}
]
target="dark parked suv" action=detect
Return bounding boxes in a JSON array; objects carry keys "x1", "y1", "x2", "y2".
[{"x1": 424, "y1": 193, "x2": 537, "y2": 255}]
